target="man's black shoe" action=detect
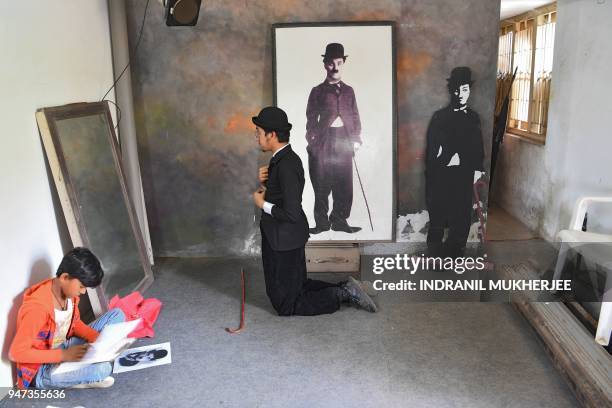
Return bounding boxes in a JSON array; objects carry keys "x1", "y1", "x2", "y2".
[
  {"x1": 338, "y1": 277, "x2": 377, "y2": 312},
  {"x1": 331, "y1": 221, "x2": 361, "y2": 233},
  {"x1": 309, "y1": 225, "x2": 330, "y2": 234}
]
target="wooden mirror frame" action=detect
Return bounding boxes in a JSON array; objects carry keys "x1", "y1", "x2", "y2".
[{"x1": 36, "y1": 101, "x2": 153, "y2": 316}]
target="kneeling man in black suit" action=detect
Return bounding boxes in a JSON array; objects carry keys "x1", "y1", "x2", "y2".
[{"x1": 251, "y1": 106, "x2": 377, "y2": 316}]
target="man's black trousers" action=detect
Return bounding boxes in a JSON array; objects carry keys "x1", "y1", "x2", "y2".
[
  {"x1": 308, "y1": 127, "x2": 353, "y2": 228},
  {"x1": 426, "y1": 168, "x2": 474, "y2": 257},
  {"x1": 261, "y1": 231, "x2": 341, "y2": 316}
]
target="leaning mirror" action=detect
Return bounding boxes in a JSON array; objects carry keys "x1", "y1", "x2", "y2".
[{"x1": 36, "y1": 102, "x2": 153, "y2": 315}]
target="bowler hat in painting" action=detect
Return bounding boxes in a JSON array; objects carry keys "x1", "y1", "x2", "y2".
[
  {"x1": 252, "y1": 106, "x2": 292, "y2": 132},
  {"x1": 447, "y1": 66, "x2": 475, "y2": 88},
  {"x1": 322, "y1": 43, "x2": 348, "y2": 60}
]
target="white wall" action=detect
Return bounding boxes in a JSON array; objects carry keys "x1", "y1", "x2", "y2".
[
  {"x1": 493, "y1": 0, "x2": 612, "y2": 239},
  {"x1": 0, "y1": 1, "x2": 114, "y2": 389}
]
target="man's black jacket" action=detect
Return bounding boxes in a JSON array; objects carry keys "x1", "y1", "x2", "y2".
[
  {"x1": 424, "y1": 105, "x2": 484, "y2": 208},
  {"x1": 260, "y1": 145, "x2": 309, "y2": 251},
  {"x1": 305, "y1": 81, "x2": 362, "y2": 147}
]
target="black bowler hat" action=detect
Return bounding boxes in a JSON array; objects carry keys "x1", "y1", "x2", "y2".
[
  {"x1": 322, "y1": 43, "x2": 348, "y2": 60},
  {"x1": 447, "y1": 66, "x2": 475, "y2": 87},
  {"x1": 252, "y1": 106, "x2": 292, "y2": 132}
]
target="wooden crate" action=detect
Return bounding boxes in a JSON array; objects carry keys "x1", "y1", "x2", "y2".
[{"x1": 305, "y1": 244, "x2": 360, "y2": 273}]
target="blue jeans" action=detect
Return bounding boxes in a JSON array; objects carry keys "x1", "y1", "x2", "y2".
[{"x1": 35, "y1": 308, "x2": 126, "y2": 388}]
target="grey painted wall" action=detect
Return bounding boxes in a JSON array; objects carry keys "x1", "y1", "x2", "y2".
[
  {"x1": 126, "y1": 0, "x2": 500, "y2": 257},
  {"x1": 493, "y1": 0, "x2": 612, "y2": 240}
]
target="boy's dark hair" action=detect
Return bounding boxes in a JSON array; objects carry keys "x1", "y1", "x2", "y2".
[
  {"x1": 263, "y1": 127, "x2": 290, "y2": 143},
  {"x1": 56, "y1": 247, "x2": 104, "y2": 287}
]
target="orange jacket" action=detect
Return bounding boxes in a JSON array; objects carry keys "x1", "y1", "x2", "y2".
[{"x1": 9, "y1": 278, "x2": 99, "y2": 389}]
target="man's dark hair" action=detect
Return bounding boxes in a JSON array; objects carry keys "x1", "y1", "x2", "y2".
[
  {"x1": 56, "y1": 247, "x2": 104, "y2": 287},
  {"x1": 263, "y1": 127, "x2": 290, "y2": 143},
  {"x1": 323, "y1": 56, "x2": 347, "y2": 64},
  {"x1": 447, "y1": 82, "x2": 470, "y2": 95},
  {"x1": 149, "y1": 349, "x2": 168, "y2": 360}
]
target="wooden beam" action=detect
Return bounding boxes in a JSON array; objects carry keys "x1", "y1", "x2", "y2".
[
  {"x1": 513, "y1": 302, "x2": 612, "y2": 407},
  {"x1": 502, "y1": 2, "x2": 557, "y2": 25},
  {"x1": 500, "y1": 264, "x2": 612, "y2": 407}
]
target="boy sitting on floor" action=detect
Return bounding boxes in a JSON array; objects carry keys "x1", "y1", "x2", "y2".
[{"x1": 9, "y1": 247, "x2": 125, "y2": 389}]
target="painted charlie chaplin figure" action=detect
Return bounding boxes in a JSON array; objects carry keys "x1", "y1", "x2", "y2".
[
  {"x1": 305, "y1": 43, "x2": 362, "y2": 234},
  {"x1": 425, "y1": 67, "x2": 485, "y2": 257},
  {"x1": 252, "y1": 106, "x2": 376, "y2": 315}
]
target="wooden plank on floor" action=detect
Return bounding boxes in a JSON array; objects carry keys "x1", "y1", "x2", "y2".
[{"x1": 502, "y1": 264, "x2": 612, "y2": 407}]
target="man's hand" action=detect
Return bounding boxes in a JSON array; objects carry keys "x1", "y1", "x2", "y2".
[
  {"x1": 258, "y1": 166, "x2": 269, "y2": 184},
  {"x1": 353, "y1": 142, "x2": 362, "y2": 152},
  {"x1": 61, "y1": 344, "x2": 89, "y2": 362},
  {"x1": 253, "y1": 187, "x2": 266, "y2": 209}
]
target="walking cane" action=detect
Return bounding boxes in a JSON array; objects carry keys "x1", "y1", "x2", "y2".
[{"x1": 352, "y1": 156, "x2": 374, "y2": 231}]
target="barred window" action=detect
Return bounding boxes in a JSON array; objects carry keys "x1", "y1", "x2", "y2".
[
  {"x1": 495, "y1": 28, "x2": 513, "y2": 115},
  {"x1": 497, "y1": 4, "x2": 556, "y2": 144}
]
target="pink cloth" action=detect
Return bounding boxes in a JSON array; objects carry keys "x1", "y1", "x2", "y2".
[{"x1": 109, "y1": 292, "x2": 162, "y2": 338}]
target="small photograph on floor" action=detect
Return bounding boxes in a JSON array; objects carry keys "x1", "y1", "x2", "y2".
[{"x1": 113, "y1": 342, "x2": 171, "y2": 374}]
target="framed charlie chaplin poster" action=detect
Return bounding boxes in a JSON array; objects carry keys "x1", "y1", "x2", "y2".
[{"x1": 272, "y1": 22, "x2": 397, "y2": 242}]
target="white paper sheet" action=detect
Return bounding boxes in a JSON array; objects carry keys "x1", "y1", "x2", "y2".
[{"x1": 53, "y1": 319, "x2": 141, "y2": 375}]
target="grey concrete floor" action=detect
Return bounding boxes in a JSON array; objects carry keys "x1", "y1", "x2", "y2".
[{"x1": 2, "y1": 255, "x2": 578, "y2": 408}]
